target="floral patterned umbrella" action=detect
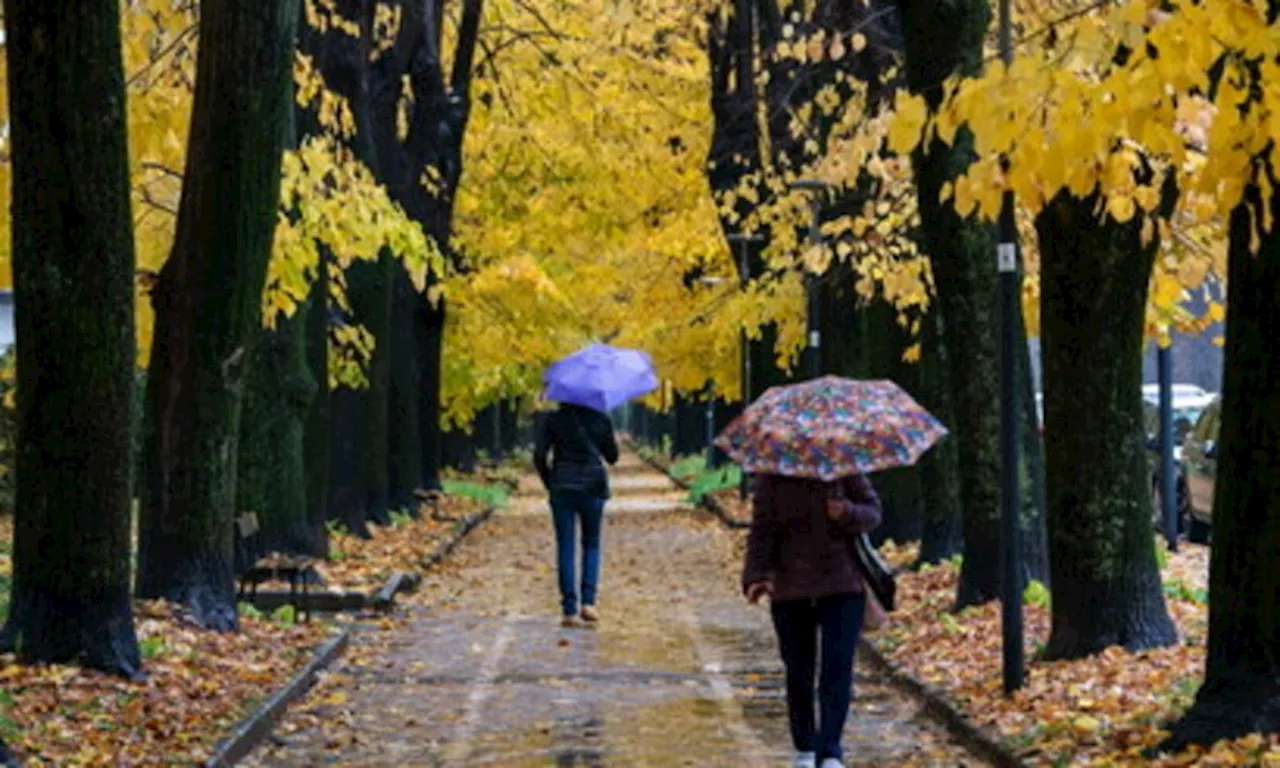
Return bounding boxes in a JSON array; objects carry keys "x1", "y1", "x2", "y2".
[{"x1": 713, "y1": 376, "x2": 948, "y2": 480}]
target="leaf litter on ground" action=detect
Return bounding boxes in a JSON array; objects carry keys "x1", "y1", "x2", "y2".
[
  {"x1": 861, "y1": 539, "x2": 1280, "y2": 767},
  {"x1": 0, "y1": 472, "x2": 505, "y2": 765},
  {"x1": 314, "y1": 493, "x2": 489, "y2": 591},
  {"x1": 0, "y1": 600, "x2": 335, "y2": 766}
]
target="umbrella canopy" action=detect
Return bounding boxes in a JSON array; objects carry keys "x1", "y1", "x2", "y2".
[
  {"x1": 543, "y1": 343, "x2": 659, "y2": 414},
  {"x1": 714, "y1": 375, "x2": 948, "y2": 480}
]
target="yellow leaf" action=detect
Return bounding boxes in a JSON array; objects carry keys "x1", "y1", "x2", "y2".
[
  {"x1": 1107, "y1": 195, "x2": 1136, "y2": 224},
  {"x1": 887, "y1": 93, "x2": 927, "y2": 156}
]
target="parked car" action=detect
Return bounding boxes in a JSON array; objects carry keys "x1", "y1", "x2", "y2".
[
  {"x1": 1142, "y1": 383, "x2": 1208, "y2": 402},
  {"x1": 1179, "y1": 394, "x2": 1221, "y2": 543},
  {"x1": 1142, "y1": 393, "x2": 1214, "y2": 536}
]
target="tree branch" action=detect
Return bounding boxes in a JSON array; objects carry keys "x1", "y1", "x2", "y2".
[{"x1": 449, "y1": 0, "x2": 484, "y2": 98}]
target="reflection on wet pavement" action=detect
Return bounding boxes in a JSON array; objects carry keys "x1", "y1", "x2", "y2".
[{"x1": 244, "y1": 454, "x2": 985, "y2": 767}]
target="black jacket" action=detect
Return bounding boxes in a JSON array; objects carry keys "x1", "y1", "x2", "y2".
[{"x1": 533, "y1": 404, "x2": 620, "y2": 498}]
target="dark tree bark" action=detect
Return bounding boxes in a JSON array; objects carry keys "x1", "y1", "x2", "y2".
[
  {"x1": 304, "y1": 0, "x2": 387, "y2": 535},
  {"x1": 672, "y1": 394, "x2": 702, "y2": 456},
  {"x1": 1017, "y1": 304, "x2": 1050, "y2": 585},
  {"x1": 500, "y1": 399, "x2": 522, "y2": 454},
  {"x1": 442, "y1": 426, "x2": 478, "y2": 474},
  {"x1": 1037, "y1": 191, "x2": 1177, "y2": 660},
  {"x1": 900, "y1": 0, "x2": 1004, "y2": 609},
  {"x1": 387, "y1": 270, "x2": 424, "y2": 511},
  {"x1": 137, "y1": 0, "x2": 300, "y2": 630},
  {"x1": 364, "y1": 0, "x2": 482, "y2": 494},
  {"x1": 0, "y1": 0, "x2": 142, "y2": 675},
  {"x1": 1160, "y1": 175, "x2": 1280, "y2": 749},
  {"x1": 472, "y1": 403, "x2": 500, "y2": 461},
  {"x1": 916, "y1": 307, "x2": 964, "y2": 565},
  {"x1": 236, "y1": 309, "x2": 322, "y2": 570},
  {"x1": 236, "y1": 11, "x2": 329, "y2": 567},
  {"x1": 416, "y1": 297, "x2": 448, "y2": 487},
  {"x1": 302, "y1": 246, "x2": 332, "y2": 552},
  {"x1": 705, "y1": 0, "x2": 791, "y2": 398},
  {"x1": 860, "y1": 298, "x2": 924, "y2": 546},
  {"x1": 295, "y1": 14, "x2": 331, "y2": 550},
  {"x1": 348, "y1": 254, "x2": 395, "y2": 526}
]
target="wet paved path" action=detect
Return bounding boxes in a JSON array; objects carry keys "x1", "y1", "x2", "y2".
[{"x1": 246, "y1": 453, "x2": 984, "y2": 767}]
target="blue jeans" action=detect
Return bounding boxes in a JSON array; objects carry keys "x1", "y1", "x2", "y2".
[
  {"x1": 771, "y1": 593, "x2": 866, "y2": 761},
  {"x1": 549, "y1": 490, "x2": 606, "y2": 616}
]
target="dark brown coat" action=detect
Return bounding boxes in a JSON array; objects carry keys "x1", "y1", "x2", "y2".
[{"x1": 741, "y1": 473, "x2": 883, "y2": 602}]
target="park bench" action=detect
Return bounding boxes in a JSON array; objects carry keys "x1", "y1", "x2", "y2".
[
  {"x1": 234, "y1": 511, "x2": 316, "y2": 623},
  {"x1": 415, "y1": 487, "x2": 459, "y2": 521}
]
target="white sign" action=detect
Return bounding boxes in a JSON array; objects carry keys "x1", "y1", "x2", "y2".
[
  {"x1": 808, "y1": 330, "x2": 821, "y2": 348},
  {"x1": 998, "y1": 243, "x2": 1017, "y2": 273}
]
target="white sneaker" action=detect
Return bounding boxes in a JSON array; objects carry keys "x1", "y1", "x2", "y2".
[
  {"x1": 793, "y1": 752, "x2": 817, "y2": 768},
  {"x1": 820, "y1": 759, "x2": 845, "y2": 768}
]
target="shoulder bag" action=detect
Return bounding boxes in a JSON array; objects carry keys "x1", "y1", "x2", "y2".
[{"x1": 831, "y1": 480, "x2": 897, "y2": 612}]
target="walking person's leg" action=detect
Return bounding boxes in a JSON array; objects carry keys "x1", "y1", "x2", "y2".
[
  {"x1": 549, "y1": 492, "x2": 580, "y2": 622},
  {"x1": 578, "y1": 496, "x2": 605, "y2": 622},
  {"x1": 772, "y1": 599, "x2": 819, "y2": 765},
  {"x1": 815, "y1": 593, "x2": 866, "y2": 765}
]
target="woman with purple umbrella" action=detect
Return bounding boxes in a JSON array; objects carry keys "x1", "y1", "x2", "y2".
[
  {"x1": 533, "y1": 402, "x2": 619, "y2": 628},
  {"x1": 535, "y1": 344, "x2": 658, "y2": 628}
]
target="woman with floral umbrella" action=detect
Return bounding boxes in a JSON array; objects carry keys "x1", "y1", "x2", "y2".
[{"x1": 717, "y1": 376, "x2": 947, "y2": 768}]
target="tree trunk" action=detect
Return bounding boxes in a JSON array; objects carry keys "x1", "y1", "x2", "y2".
[
  {"x1": 327, "y1": 387, "x2": 372, "y2": 537},
  {"x1": 501, "y1": 400, "x2": 522, "y2": 455},
  {"x1": 672, "y1": 394, "x2": 701, "y2": 456},
  {"x1": 860, "y1": 298, "x2": 924, "y2": 545},
  {"x1": 442, "y1": 425, "x2": 477, "y2": 474},
  {"x1": 296, "y1": 7, "x2": 332, "y2": 558},
  {"x1": 303, "y1": 245, "x2": 331, "y2": 554},
  {"x1": 1160, "y1": 180, "x2": 1280, "y2": 749},
  {"x1": 387, "y1": 269, "x2": 424, "y2": 511},
  {"x1": 821, "y1": 263, "x2": 864, "y2": 380},
  {"x1": 0, "y1": 0, "x2": 142, "y2": 675},
  {"x1": 916, "y1": 307, "x2": 964, "y2": 565},
  {"x1": 901, "y1": 0, "x2": 1004, "y2": 609},
  {"x1": 236, "y1": 309, "x2": 322, "y2": 571},
  {"x1": 136, "y1": 0, "x2": 300, "y2": 630},
  {"x1": 417, "y1": 296, "x2": 448, "y2": 489},
  {"x1": 349, "y1": 254, "x2": 395, "y2": 526},
  {"x1": 236, "y1": 28, "x2": 327, "y2": 568},
  {"x1": 1018, "y1": 307, "x2": 1050, "y2": 585},
  {"x1": 473, "y1": 403, "x2": 500, "y2": 462},
  {"x1": 1038, "y1": 192, "x2": 1176, "y2": 660}
]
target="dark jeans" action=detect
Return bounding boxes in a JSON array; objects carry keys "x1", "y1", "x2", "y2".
[
  {"x1": 771, "y1": 593, "x2": 866, "y2": 761},
  {"x1": 549, "y1": 490, "x2": 606, "y2": 616}
]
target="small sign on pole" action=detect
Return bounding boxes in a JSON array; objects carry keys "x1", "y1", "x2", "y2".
[{"x1": 998, "y1": 242, "x2": 1017, "y2": 273}]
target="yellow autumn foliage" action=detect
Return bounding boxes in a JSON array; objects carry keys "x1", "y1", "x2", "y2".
[
  {"x1": 1, "y1": 1, "x2": 438, "y2": 390},
  {"x1": 443, "y1": 0, "x2": 734, "y2": 421},
  {"x1": 878, "y1": 0, "x2": 1272, "y2": 343}
]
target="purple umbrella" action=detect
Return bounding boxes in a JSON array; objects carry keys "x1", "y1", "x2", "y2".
[{"x1": 543, "y1": 343, "x2": 659, "y2": 413}]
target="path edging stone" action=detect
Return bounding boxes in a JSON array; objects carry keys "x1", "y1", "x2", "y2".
[
  {"x1": 203, "y1": 631, "x2": 350, "y2": 767},
  {"x1": 858, "y1": 639, "x2": 1027, "y2": 768},
  {"x1": 634, "y1": 439, "x2": 1025, "y2": 766},
  {"x1": 420, "y1": 506, "x2": 496, "y2": 572}
]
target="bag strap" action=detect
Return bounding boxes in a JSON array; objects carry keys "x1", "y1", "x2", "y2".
[{"x1": 569, "y1": 411, "x2": 603, "y2": 464}]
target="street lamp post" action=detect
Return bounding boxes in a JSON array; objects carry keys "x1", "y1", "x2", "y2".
[
  {"x1": 790, "y1": 179, "x2": 830, "y2": 381},
  {"x1": 1158, "y1": 344, "x2": 1178, "y2": 551},
  {"x1": 695, "y1": 275, "x2": 730, "y2": 468},
  {"x1": 997, "y1": 0, "x2": 1024, "y2": 695},
  {"x1": 727, "y1": 231, "x2": 765, "y2": 500}
]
